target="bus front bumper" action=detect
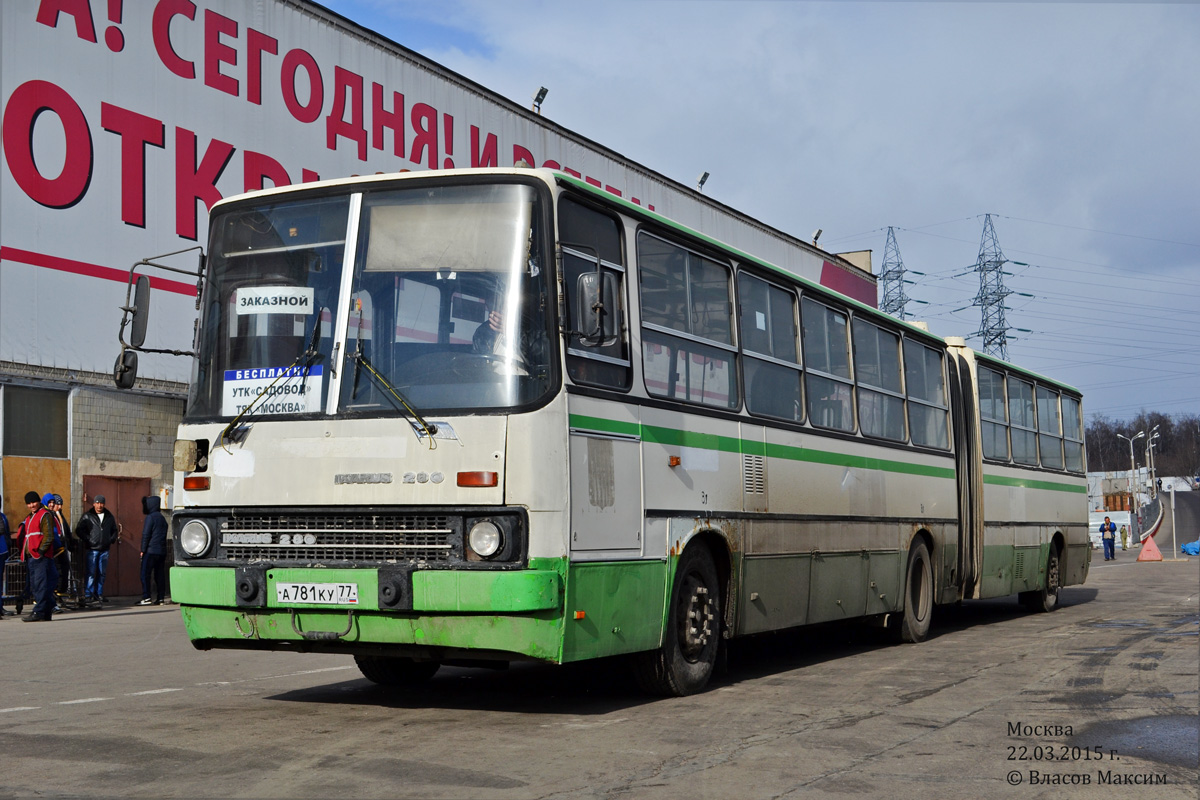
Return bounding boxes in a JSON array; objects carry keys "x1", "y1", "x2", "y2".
[{"x1": 169, "y1": 565, "x2": 564, "y2": 661}]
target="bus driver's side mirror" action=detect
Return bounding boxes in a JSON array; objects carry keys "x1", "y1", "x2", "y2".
[
  {"x1": 129, "y1": 274, "x2": 151, "y2": 347},
  {"x1": 576, "y1": 272, "x2": 619, "y2": 347}
]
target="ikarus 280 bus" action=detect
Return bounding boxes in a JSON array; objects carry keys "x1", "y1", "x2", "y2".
[{"x1": 116, "y1": 167, "x2": 1090, "y2": 695}]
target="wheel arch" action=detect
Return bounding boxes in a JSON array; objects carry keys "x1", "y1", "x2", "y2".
[
  {"x1": 908, "y1": 527, "x2": 937, "y2": 591},
  {"x1": 1049, "y1": 529, "x2": 1066, "y2": 575},
  {"x1": 680, "y1": 528, "x2": 733, "y2": 619}
]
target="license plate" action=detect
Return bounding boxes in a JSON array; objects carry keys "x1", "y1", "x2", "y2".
[{"x1": 275, "y1": 582, "x2": 359, "y2": 605}]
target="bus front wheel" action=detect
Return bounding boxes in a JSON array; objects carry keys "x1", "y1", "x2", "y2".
[
  {"x1": 355, "y1": 654, "x2": 440, "y2": 686},
  {"x1": 635, "y1": 545, "x2": 721, "y2": 696},
  {"x1": 898, "y1": 540, "x2": 933, "y2": 643}
]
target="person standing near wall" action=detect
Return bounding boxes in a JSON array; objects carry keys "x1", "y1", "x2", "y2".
[
  {"x1": 76, "y1": 496, "x2": 118, "y2": 604},
  {"x1": 21, "y1": 491, "x2": 58, "y2": 622},
  {"x1": 48, "y1": 494, "x2": 73, "y2": 609},
  {"x1": 137, "y1": 495, "x2": 168, "y2": 606},
  {"x1": 0, "y1": 497, "x2": 9, "y2": 619}
]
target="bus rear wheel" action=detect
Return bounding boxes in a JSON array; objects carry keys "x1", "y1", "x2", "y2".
[
  {"x1": 635, "y1": 545, "x2": 721, "y2": 696},
  {"x1": 898, "y1": 540, "x2": 933, "y2": 643},
  {"x1": 355, "y1": 654, "x2": 440, "y2": 686},
  {"x1": 1020, "y1": 547, "x2": 1061, "y2": 613}
]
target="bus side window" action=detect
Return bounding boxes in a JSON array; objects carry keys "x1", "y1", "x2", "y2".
[
  {"x1": 1062, "y1": 396, "x2": 1084, "y2": 472},
  {"x1": 801, "y1": 297, "x2": 854, "y2": 432},
  {"x1": 977, "y1": 364, "x2": 1009, "y2": 459},
  {"x1": 903, "y1": 340, "x2": 949, "y2": 449},
  {"x1": 853, "y1": 318, "x2": 905, "y2": 441},
  {"x1": 559, "y1": 197, "x2": 630, "y2": 389},
  {"x1": 739, "y1": 272, "x2": 802, "y2": 422},
  {"x1": 638, "y1": 232, "x2": 738, "y2": 410},
  {"x1": 1036, "y1": 386, "x2": 1064, "y2": 470},
  {"x1": 1008, "y1": 376, "x2": 1038, "y2": 465}
]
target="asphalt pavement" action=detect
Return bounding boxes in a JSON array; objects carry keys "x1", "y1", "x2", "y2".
[{"x1": 2, "y1": 550, "x2": 1196, "y2": 799}]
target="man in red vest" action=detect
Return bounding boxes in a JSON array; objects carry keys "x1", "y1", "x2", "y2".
[{"x1": 21, "y1": 491, "x2": 59, "y2": 622}]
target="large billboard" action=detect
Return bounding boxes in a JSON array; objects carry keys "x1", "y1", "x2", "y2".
[{"x1": 2, "y1": 0, "x2": 874, "y2": 384}]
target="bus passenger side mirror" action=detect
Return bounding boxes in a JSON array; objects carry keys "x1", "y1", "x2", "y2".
[
  {"x1": 130, "y1": 274, "x2": 151, "y2": 347},
  {"x1": 576, "y1": 272, "x2": 619, "y2": 347}
]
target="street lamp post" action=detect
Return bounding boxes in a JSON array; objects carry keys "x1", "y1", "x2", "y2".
[
  {"x1": 1117, "y1": 431, "x2": 1145, "y2": 516},
  {"x1": 1146, "y1": 430, "x2": 1160, "y2": 498}
]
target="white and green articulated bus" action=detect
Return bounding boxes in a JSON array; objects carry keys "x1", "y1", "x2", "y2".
[{"x1": 144, "y1": 167, "x2": 1089, "y2": 695}]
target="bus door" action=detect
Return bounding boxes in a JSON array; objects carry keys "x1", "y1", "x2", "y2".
[{"x1": 948, "y1": 349, "x2": 983, "y2": 599}]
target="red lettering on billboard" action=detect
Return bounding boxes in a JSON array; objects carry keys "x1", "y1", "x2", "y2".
[
  {"x1": 471, "y1": 126, "x2": 497, "y2": 168},
  {"x1": 175, "y1": 128, "x2": 234, "y2": 240},
  {"x1": 152, "y1": 0, "x2": 197, "y2": 80},
  {"x1": 101, "y1": 103, "x2": 166, "y2": 228},
  {"x1": 2, "y1": 81, "x2": 93, "y2": 209},
  {"x1": 442, "y1": 113, "x2": 454, "y2": 169},
  {"x1": 371, "y1": 83, "x2": 405, "y2": 157},
  {"x1": 36, "y1": 0, "x2": 98, "y2": 43},
  {"x1": 512, "y1": 145, "x2": 535, "y2": 167},
  {"x1": 246, "y1": 28, "x2": 278, "y2": 106},
  {"x1": 410, "y1": 103, "x2": 437, "y2": 169},
  {"x1": 282, "y1": 49, "x2": 323, "y2": 123},
  {"x1": 301, "y1": 168, "x2": 320, "y2": 183},
  {"x1": 203, "y1": 9, "x2": 239, "y2": 97},
  {"x1": 244, "y1": 151, "x2": 291, "y2": 192},
  {"x1": 327, "y1": 67, "x2": 367, "y2": 160},
  {"x1": 104, "y1": 0, "x2": 125, "y2": 52}
]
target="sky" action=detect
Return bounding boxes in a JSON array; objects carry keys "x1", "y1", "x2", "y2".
[{"x1": 319, "y1": 0, "x2": 1198, "y2": 422}]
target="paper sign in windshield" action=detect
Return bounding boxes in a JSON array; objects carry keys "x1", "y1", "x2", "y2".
[
  {"x1": 235, "y1": 286, "x2": 315, "y2": 315},
  {"x1": 222, "y1": 365, "x2": 322, "y2": 416}
]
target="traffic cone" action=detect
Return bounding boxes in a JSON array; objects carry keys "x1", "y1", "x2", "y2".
[{"x1": 1137, "y1": 535, "x2": 1163, "y2": 562}]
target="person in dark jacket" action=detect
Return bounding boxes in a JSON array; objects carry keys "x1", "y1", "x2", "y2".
[
  {"x1": 138, "y1": 496, "x2": 168, "y2": 605},
  {"x1": 0, "y1": 495, "x2": 9, "y2": 619},
  {"x1": 76, "y1": 495, "x2": 119, "y2": 604},
  {"x1": 48, "y1": 494, "x2": 73, "y2": 604}
]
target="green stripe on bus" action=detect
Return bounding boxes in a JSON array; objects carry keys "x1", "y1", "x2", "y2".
[
  {"x1": 983, "y1": 474, "x2": 1087, "y2": 493},
  {"x1": 570, "y1": 414, "x2": 641, "y2": 437},
  {"x1": 569, "y1": 414, "x2": 955, "y2": 480}
]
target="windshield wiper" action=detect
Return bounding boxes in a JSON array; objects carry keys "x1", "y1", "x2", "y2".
[{"x1": 349, "y1": 348, "x2": 438, "y2": 444}]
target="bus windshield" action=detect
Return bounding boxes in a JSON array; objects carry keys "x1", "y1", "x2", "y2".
[{"x1": 187, "y1": 181, "x2": 554, "y2": 420}]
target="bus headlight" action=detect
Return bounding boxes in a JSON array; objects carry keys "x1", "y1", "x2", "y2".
[
  {"x1": 467, "y1": 520, "x2": 502, "y2": 558},
  {"x1": 180, "y1": 519, "x2": 213, "y2": 556}
]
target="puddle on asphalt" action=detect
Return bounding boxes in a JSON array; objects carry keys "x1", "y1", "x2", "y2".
[{"x1": 1072, "y1": 714, "x2": 1200, "y2": 769}]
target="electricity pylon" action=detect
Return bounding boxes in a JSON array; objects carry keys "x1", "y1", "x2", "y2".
[
  {"x1": 879, "y1": 227, "x2": 910, "y2": 320},
  {"x1": 972, "y1": 214, "x2": 1012, "y2": 361}
]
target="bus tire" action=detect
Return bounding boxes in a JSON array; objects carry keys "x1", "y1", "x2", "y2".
[
  {"x1": 1020, "y1": 547, "x2": 1061, "y2": 613},
  {"x1": 899, "y1": 540, "x2": 933, "y2": 643},
  {"x1": 354, "y1": 654, "x2": 440, "y2": 686},
  {"x1": 635, "y1": 545, "x2": 720, "y2": 696}
]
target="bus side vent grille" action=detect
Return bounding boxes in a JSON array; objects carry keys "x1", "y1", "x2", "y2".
[
  {"x1": 743, "y1": 454, "x2": 766, "y2": 494},
  {"x1": 1014, "y1": 551, "x2": 1025, "y2": 580}
]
